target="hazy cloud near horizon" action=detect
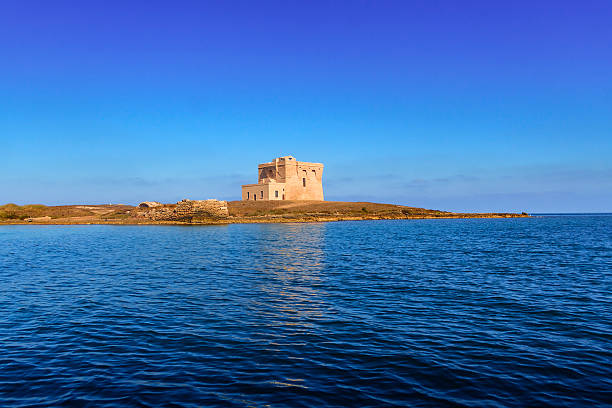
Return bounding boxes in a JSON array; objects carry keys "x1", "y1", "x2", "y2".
[{"x1": 3, "y1": 164, "x2": 610, "y2": 213}]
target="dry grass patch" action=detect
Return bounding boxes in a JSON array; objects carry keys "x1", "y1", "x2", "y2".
[
  {"x1": 0, "y1": 204, "x2": 134, "y2": 221},
  {"x1": 227, "y1": 200, "x2": 450, "y2": 218}
]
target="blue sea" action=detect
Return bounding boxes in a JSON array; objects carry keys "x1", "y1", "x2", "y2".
[{"x1": 1, "y1": 216, "x2": 611, "y2": 407}]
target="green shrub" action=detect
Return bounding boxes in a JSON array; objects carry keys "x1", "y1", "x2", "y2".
[{"x1": 0, "y1": 212, "x2": 27, "y2": 220}]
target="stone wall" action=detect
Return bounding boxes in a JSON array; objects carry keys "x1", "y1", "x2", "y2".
[{"x1": 136, "y1": 199, "x2": 229, "y2": 222}]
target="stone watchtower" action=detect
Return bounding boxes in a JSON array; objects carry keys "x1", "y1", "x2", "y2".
[{"x1": 241, "y1": 156, "x2": 324, "y2": 201}]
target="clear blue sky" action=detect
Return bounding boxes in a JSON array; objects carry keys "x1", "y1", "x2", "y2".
[{"x1": 1, "y1": 0, "x2": 611, "y2": 212}]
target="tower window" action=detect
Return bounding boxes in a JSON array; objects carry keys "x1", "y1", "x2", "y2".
[
  {"x1": 261, "y1": 191, "x2": 264, "y2": 198},
  {"x1": 247, "y1": 192, "x2": 250, "y2": 199},
  {"x1": 303, "y1": 178, "x2": 306, "y2": 187},
  {"x1": 275, "y1": 190, "x2": 278, "y2": 198}
]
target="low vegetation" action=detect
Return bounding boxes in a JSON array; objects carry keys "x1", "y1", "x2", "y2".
[
  {"x1": 0, "y1": 204, "x2": 127, "y2": 222},
  {"x1": 226, "y1": 200, "x2": 452, "y2": 219},
  {"x1": 0, "y1": 204, "x2": 92, "y2": 220},
  {"x1": 0, "y1": 201, "x2": 528, "y2": 224}
]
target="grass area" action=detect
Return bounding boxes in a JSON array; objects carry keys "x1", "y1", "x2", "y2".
[
  {"x1": 1, "y1": 201, "x2": 527, "y2": 224},
  {"x1": 100, "y1": 207, "x2": 133, "y2": 220},
  {"x1": 226, "y1": 200, "x2": 525, "y2": 220},
  {"x1": 0, "y1": 204, "x2": 96, "y2": 220},
  {"x1": 226, "y1": 200, "x2": 451, "y2": 218}
]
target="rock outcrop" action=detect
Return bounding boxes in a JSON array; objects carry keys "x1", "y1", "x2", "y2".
[{"x1": 135, "y1": 199, "x2": 229, "y2": 222}]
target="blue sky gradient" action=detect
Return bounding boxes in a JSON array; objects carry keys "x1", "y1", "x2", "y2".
[{"x1": 2, "y1": 0, "x2": 611, "y2": 212}]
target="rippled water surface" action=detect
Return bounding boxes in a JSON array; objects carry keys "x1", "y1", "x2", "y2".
[{"x1": 1, "y1": 216, "x2": 611, "y2": 407}]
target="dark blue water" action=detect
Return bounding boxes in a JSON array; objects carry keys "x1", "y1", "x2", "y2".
[{"x1": 1, "y1": 216, "x2": 611, "y2": 407}]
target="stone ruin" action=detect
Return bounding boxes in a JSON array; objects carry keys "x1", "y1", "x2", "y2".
[
  {"x1": 136, "y1": 199, "x2": 229, "y2": 222},
  {"x1": 139, "y1": 201, "x2": 162, "y2": 208}
]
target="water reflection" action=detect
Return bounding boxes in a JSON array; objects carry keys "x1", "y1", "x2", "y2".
[
  {"x1": 256, "y1": 223, "x2": 325, "y2": 273},
  {"x1": 249, "y1": 223, "x2": 328, "y2": 330}
]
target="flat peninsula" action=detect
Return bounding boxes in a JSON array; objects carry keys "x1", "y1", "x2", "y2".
[{"x1": 1, "y1": 201, "x2": 529, "y2": 225}]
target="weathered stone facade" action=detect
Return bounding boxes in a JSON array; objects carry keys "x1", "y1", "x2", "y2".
[
  {"x1": 241, "y1": 156, "x2": 324, "y2": 201},
  {"x1": 136, "y1": 199, "x2": 229, "y2": 222}
]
